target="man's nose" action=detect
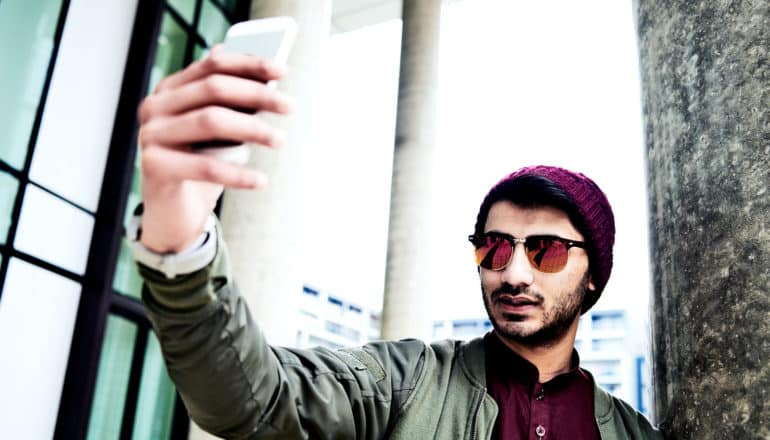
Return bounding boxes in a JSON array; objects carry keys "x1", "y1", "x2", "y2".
[{"x1": 501, "y1": 244, "x2": 535, "y2": 287}]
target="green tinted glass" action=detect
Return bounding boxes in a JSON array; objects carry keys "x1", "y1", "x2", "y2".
[
  {"x1": 148, "y1": 13, "x2": 188, "y2": 93},
  {"x1": 113, "y1": 239, "x2": 143, "y2": 299},
  {"x1": 199, "y1": 0, "x2": 229, "y2": 46},
  {"x1": 194, "y1": 43, "x2": 209, "y2": 61},
  {"x1": 114, "y1": 161, "x2": 142, "y2": 298},
  {"x1": 0, "y1": 0, "x2": 65, "y2": 170},
  {"x1": 132, "y1": 332, "x2": 177, "y2": 440},
  {"x1": 167, "y1": 0, "x2": 196, "y2": 24},
  {"x1": 0, "y1": 172, "x2": 19, "y2": 245},
  {"x1": 87, "y1": 315, "x2": 138, "y2": 440}
]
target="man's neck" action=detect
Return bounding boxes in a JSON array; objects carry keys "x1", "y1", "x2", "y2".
[{"x1": 495, "y1": 321, "x2": 580, "y2": 383}]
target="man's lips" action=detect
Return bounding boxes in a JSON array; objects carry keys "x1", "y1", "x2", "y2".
[{"x1": 494, "y1": 294, "x2": 541, "y2": 311}]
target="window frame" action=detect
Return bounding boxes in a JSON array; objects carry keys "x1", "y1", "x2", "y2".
[{"x1": 52, "y1": 1, "x2": 250, "y2": 438}]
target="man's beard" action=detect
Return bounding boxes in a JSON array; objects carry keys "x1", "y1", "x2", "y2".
[{"x1": 482, "y1": 272, "x2": 588, "y2": 347}]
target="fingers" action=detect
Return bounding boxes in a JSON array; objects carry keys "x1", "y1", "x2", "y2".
[
  {"x1": 139, "y1": 74, "x2": 292, "y2": 123},
  {"x1": 140, "y1": 106, "x2": 286, "y2": 148},
  {"x1": 141, "y1": 145, "x2": 268, "y2": 189},
  {"x1": 154, "y1": 46, "x2": 286, "y2": 93},
  {"x1": 136, "y1": 48, "x2": 289, "y2": 191}
]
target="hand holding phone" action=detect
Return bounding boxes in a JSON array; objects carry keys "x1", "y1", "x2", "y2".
[
  {"x1": 196, "y1": 16, "x2": 297, "y2": 164},
  {"x1": 137, "y1": 18, "x2": 296, "y2": 252}
]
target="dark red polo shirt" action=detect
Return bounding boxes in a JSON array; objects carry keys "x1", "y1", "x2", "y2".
[{"x1": 484, "y1": 332, "x2": 601, "y2": 440}]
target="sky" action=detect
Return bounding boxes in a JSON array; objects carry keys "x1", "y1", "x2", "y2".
[{"x1": 299, "y1": 0, "x2": 652, "y2": 338}]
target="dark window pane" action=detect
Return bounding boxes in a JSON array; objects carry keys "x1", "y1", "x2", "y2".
[
  {"x1": 214, "y1": 0, "x2": 240, "y2": 17},
  {"x1": 132, "y1": 332, "x2": 177, "y2": 440},
  {"x1": 0, "y1": 0, "x2": 65, "y2": 170},
  {"x1": 87, "y1": 315, "x2": 138, "y2": 440},
  {"x1": 0, "y1": 172, "x2": 19, "y2": 244}
]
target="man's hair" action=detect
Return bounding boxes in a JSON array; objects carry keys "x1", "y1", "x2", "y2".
[
  {"x1": 473, "y1": 174, "x2": 588, "y2": 240},
  {"x1": 473, "y1": 165, "x2": 616, "y2": 313}
]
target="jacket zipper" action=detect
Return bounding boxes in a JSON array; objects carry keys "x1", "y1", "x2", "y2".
[{"x1": 469, "y1": 388, "x2": 486, "y2": 440}]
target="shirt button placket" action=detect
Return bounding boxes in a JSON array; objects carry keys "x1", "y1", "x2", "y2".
[{"x1": 535, "y1": 424, "x2": 546, "y2": 439}]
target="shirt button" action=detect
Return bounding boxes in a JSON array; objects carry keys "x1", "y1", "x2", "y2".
[{"x1": 536, "y1": 425, "x2": 546, "y2": 437}]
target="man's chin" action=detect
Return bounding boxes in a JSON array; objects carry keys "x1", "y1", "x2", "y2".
[{"x1": 493, "y1": 319, "x2": 541, "y2": 341}]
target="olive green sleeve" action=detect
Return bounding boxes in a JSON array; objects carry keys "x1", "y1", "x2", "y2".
[{"x1": 139, "y1": 228, "x2": 426, "y2": 439}]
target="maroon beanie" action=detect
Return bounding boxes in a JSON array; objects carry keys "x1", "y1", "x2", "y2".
[{"x1": 474, "y1": 165, "x2": 615, "y2": 312}]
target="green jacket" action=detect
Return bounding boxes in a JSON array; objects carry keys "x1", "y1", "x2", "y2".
[{"x1": 140, "y1": 239, "x2": 662, "y2": 440}]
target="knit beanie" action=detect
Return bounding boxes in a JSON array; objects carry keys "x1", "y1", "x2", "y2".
[{"x1": 474, "y1": 165, "x2": 615, "y2": 312}]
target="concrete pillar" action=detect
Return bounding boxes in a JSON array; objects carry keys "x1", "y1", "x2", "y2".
[
  {"x1": 381, "y1": 0, "x2": 442, "y2": 341},
  {"x1": 193, "y1": 1, "x2": 330, "y2": 439},
  {"x1": 219, "y1": 0, "x2": 330, "y2": 345},
  {"x1": 634, "y1": 1, "x2": 769, "y2": 438}
]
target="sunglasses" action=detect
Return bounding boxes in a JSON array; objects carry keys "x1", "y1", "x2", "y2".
[{"x1": 468, "y1": 232, "x2": 586, "y2": 273}]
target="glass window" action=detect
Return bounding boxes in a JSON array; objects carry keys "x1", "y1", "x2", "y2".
[
  {"x1": 132, "y1": 332, "x2": 177, "y2": 440},
  {"x1": 0, "y1": 257, "x2": 81, "y2": 439},
  {"x1": 87, "y1": 315, "x2": 138, "y2": 440},
  {"x1": 194, "y1": 43, "x2": 209, "y2": 61},
  {"x1": 114, "y1": 163, "x2": 142, "y2": 298},
  {"x1": 167, "y1": 0, "x2": 196, "y2": 24},
  {"x1": 198, "y1": 0, "x2": 230, "y2": 46},
  {"x1": 148, "y1": 13, "x2": 189, "y2": 93},
  {"x1": 14, "y1": 184, "x2": 95, "y2": 276},
  {"x1": 0, "y1": 171, "x2": 19, "y2": 245},
  {"x1": 113, "y1": 240, "x2": 143, "y2": 299},
  {"x1": 0, "y1": 0, "x2": 65, "y2": 170}
]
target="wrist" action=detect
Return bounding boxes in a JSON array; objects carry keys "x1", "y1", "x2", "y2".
[{"x1": 127, "y1": 207, "x2": 218, "y2": 278}]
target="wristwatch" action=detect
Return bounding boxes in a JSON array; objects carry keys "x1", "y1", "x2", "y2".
[{"x1": 126, "y1": 207, "x2": 217, "y2": 279}]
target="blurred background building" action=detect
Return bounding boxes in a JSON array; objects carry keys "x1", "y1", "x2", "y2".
[{"x1": 0, "y1": 0, "x2": 654, "y2": 439}]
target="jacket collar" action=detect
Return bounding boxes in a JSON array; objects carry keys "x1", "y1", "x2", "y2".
[
  {"x1": 458, "y1": 336, "x2": 488, "y2": 388},
  {"x1": 459, "y1": 336, "x2": 615, "y2": 423}
]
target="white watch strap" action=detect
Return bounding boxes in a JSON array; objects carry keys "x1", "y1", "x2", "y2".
[{"x1": 126, "y1": 213, "x2": 217, "y2": 279}]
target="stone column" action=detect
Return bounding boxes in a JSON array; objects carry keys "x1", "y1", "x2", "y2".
[
  {"x1": 634, "y1": 1, "x2": 769, "y2": 438},
  {"x1": 220, "y1": 0, "x2": 330, "y2": 346},
  {"x1": 193, "y1": 1, "x2": 330, "y2": 439},
  {"x1": 381, "y1": 0, "x2": 442, "y2": 341}
]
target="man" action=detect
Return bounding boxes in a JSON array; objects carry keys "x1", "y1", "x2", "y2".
[{"x1": 131, "y1": 48, "x2": 661, "y2": 439}]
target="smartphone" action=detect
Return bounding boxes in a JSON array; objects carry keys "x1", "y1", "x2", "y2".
[{"x1": 196, "y1": 16, "x2": 297, "y2": 164}]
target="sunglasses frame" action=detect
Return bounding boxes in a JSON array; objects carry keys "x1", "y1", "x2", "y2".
[{"x1": 468, "y1": 232, "x2": 586, "y2": 272}]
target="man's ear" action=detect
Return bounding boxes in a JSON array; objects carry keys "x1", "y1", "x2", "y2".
[{"x1": 587, "y1": 274, "x2": 596, "y2": 292}]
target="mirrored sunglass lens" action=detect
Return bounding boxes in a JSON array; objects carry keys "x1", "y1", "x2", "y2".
[
  {"x1": 526, "y1": 238, "x2": 568, "y2": 273},
  {"x1": 476, "y1": 236, "x2": 512, "y2": 270}
]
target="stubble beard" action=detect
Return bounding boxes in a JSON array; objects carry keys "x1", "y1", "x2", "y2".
[{"x1": 482, "y1": 272, "x2": 589, "y2": 348}]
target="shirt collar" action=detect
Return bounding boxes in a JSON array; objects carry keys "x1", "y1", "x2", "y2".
[{"x1": 484, "y1": 331, "x2": 583, "y2": 387}]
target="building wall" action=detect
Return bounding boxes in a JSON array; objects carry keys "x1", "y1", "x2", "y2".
[{"x1": 296, "y1": 284, "x2": 381, "y2": 349}]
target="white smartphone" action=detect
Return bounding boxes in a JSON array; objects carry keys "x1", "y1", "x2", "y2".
[{"x1": 197, "y1": 16, "x2": 297, "y2": 164}]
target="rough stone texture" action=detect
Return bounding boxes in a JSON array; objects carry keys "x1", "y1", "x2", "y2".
[
  {"x1": 381, "y1": 0, "x2": 442, "y2": 341},
  {"x1": 633, "y1": 0, "x2": 769, "y2": 438}
]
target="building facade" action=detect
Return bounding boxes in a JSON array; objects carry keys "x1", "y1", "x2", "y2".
[
  {"x1": 296, "y1": 284, "x2": 381, "y2": 349},
  {"x1": 0, "y1": 1, "x2": 251, "y2": 438}
]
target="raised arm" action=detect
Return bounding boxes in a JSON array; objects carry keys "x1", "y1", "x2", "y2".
[{"x1": 134, "y1": 49, "x2": 427, "y2": 439}]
